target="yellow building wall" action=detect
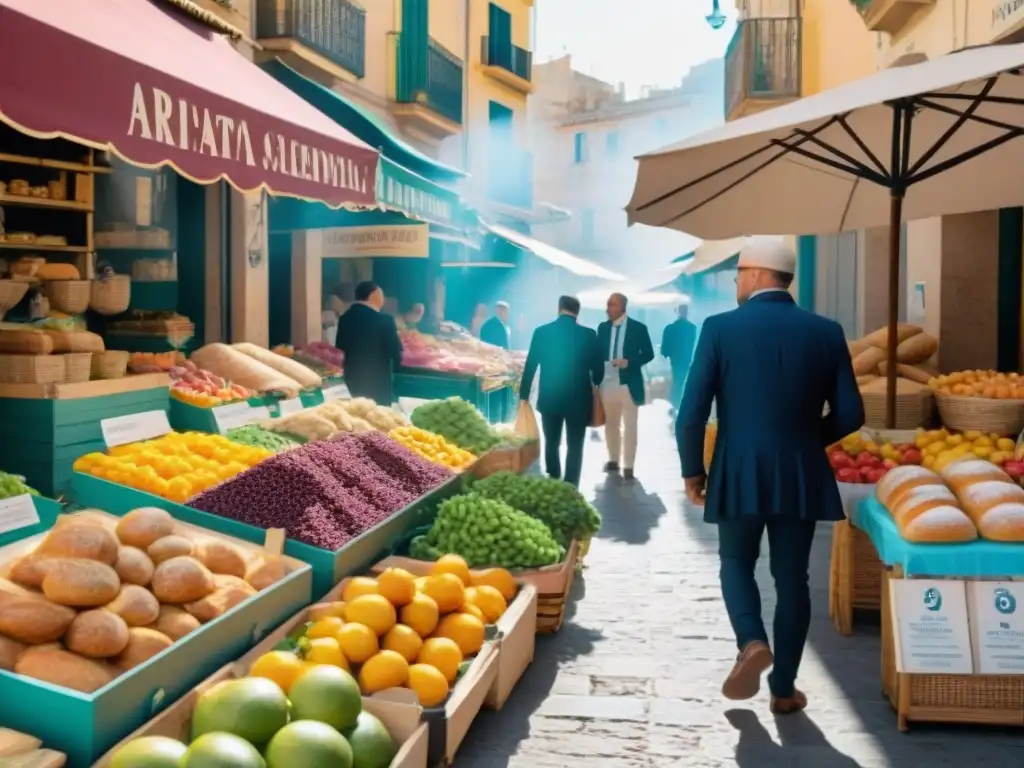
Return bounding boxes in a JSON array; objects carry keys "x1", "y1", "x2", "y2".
[
  {"x1": 362, "y1": 0, "x2": 399, "y2": 101},
  {"x1": 428, "y1": 0, "x2": 467, "y2": 60},
  {"x1": 801, "y1": 0, "x2": 878, "y2": 94}
]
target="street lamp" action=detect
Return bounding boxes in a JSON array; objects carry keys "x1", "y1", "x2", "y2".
[{"x1": 706, "y1": 0, "x2": 726, "y2": 30}]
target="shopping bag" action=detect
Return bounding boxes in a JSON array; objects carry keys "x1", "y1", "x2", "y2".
[
  {"x1": 514, "y1": 400, "x2": 540, "y2": 439},
  {"x1": 589, "y1": 386, "x2": 606, "y2": 428}
]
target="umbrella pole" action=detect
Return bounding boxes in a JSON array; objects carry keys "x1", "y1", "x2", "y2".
[{"x1": 885, "y1": 190, "x2": 904, "y2": 429}]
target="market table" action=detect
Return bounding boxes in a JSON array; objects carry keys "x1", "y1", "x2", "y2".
[{"x1": 394, "y1": 368, "x2": 515, "y2": 424}]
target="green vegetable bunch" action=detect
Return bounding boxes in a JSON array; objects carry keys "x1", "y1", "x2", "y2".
[
  {"x1": 471, "y1": 471, "x2": 602, "y2": 546},
  {"x1": 418, "y1": 492, "x2": 564, "y2": 569},
  {"x1": 0, "y1": 471, "x2": 39, "y2": 499},
  {"x1": 410, "y1": 397, "x2": 500, "y2": 455},
  {"x1": 225, "y1": 425, "x2": 302, "y2": 453}
]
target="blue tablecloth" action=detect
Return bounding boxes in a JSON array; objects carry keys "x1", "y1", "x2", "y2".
[{"x1": 852, "y1": 496, "x2": 1024, "y2": 578}]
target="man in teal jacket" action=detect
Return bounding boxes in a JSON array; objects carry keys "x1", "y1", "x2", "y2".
[{"x1": 676, "y1": 239, "x2": 863, "y2": 715}]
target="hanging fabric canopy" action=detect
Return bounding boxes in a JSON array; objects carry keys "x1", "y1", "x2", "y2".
[{"x1": 485, "y1": 223, "x2": 626, "y2": 281}]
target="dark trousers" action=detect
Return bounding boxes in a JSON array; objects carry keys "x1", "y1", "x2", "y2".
[
  {"x1": 670, "y1": 363, "x2": 688, "y2": 409},
  {"x1": 540, "y1": 413, "x2": 587, "y2": 487},
  {"x1": 717, "y1": 517, "x2": 818, "y2": 698}
]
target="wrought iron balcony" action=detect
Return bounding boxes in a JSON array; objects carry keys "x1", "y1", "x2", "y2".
[
  {"x1": 256, "y1": 0, "x2": 366, "y2": 79},
  {"x1": 488, "y1": 147, "x2": 534, "y2": 211},
  {"x1": 480, "y1": 36, "x2": 533, "y2": 94},
  {"x1": 391, "y1": 33, "x2": 464, "y2": 133},
  {"x1": 725, "y1": 15, "x2": 801, "y2": 121},
  {"x1": 852, "y1": 0, "x2": 934, "y2": 35}
]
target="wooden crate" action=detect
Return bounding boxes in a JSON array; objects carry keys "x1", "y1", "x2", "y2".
[
  {"x1": 536, "y1": 541, "x2": 579, "y2": 635},
  {"x1": 470, "y1": 441, "x2": 540, "y2": 479},
  {"x1": 881, "y1": 567, "x2": 1024, "y2": 731},
  {"x1": 829, "y1": 519, "x2": 885, "y2": 636}
]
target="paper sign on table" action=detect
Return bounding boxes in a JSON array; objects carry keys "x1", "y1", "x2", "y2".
[
  {"x1": 101, "y1": 410, "x2": 172, "y2": 448},
  {"x1": 213, "y1": 403, "x2": 271, "y2": 433},
  {"x1": 968, "y1": 581, "x2": 1024, "y2": 674},
  {"x1": 890, "y1": 578, "x2": 973, "y2": 674},
  {"x1": 277, "y1": 398, "x2": 304, "y2": 416},
  {"x1": 322, "y1": 384, "x2": 349, "y2": 402},
  {"x1": 0, "y1": 494, "x2": 40, "y2": 535}
]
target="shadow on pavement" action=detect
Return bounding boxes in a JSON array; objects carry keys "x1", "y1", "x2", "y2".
[
  {"x1": 590, "y1": 477, "x2": 666, "y2": 545},
  {"x1": 727, "y1": 709, "x2": 862, "y2": 767}
]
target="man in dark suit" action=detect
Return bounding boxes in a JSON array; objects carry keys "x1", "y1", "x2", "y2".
[
  {"x1": 335, "y1": 281, "x2": 403, "y2": 405},
  {"x1": 479, "y1": 301, "x2": 511, "y2": 350},
  {"x1": 520, "y1": 295, "x2": 603, "y2": 488},
  {"x1": 597, "y1": 293, "x2": 655, "y2": 481},
  {"x1": 661, "y1": 299, "x2": 698, "y2": 417},
  {"x1": 676, "y1": 239, "x2": 863, "y2": 715}
]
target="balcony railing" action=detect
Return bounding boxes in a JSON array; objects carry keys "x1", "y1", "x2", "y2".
[
  {"x1": 256, "y1": 0, "x2": 366, "y2": 78},
  {"x1": 725, "y1": 15, "x2": 801, "y2": 119},
  {"x1": 394, "y1": 34, "x2": 464, "y2": 125},
  {"x1": 488, "y1": 147, "x2": 534, "y2": 210},
  {"x1": 480, "y1": 36, "x2": 532, "y2": 82}
]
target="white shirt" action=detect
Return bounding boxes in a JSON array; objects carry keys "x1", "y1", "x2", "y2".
[
  {"x1": 748, "y1": 288, "x2": 789, "y2": 300},
  {"x1": 602, "y1": 315, "x2": 628, "y2": 391}
]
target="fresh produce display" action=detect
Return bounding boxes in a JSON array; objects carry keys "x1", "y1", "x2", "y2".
[
  {"x1": 827, "y1": 432, "x2": 923, "y2": 484},
  {"x1": 274, "y1": 343, "x2": 343, "y2": 378},
  {"x1": 226, "y1": 425, "x2": 303, "y2": 453},
  {"x1": 0, "y1": 508, "x2": 292, "y2": 694},
  {"x1": 74, "y1": 432, "x2": 273, "y2": 503},
  {"x1": 250, "y1": 557, "x2": 512, "y2": 708},
  {"x1": 399, "y1": 328, "x2": 517, "y2": 381},
  {"x1": 234, "y1": 341, "x2": 322, "y2": 389},
  {"x1": 411, "y1": 397, "x2": 501, "y2": 455},
  {"x1": 169, "y1": 358, "x2": 255, "y2": 407},
  {"x1": 929, "y1": 369, "x2": 1024, "y2": 399},
  {"x1": 388, "y1": 426, "x2": 475, "y2": 471},
  {"x1": 302, "y1": 340, "x2": 344, "y2": 369},
  {"x1": 127, "y1": 351, "x2": 187, "y2": 373},
  {"x1": 913, "y1": 428, "x2": 1020, "y2": 474},
  {"x1": 263, "y1": 398, "x2": 409, "y2": 444},
  {"x1": 471, "y1": 471, "x2": 601, "y2": 546},
  {"x1": 411, "y1": 493, "x2": 565, "y2": 568},
  {"x1": 875, "y1": 465, "x2": 978, "y2": 543},
  {"x1": 107, "y1": 669, "x2": 400, "y2": 768},
  {"x1": 0, "y1": 470, "x2": 38, "y2": 498},
  {"x1": 187, "y1": 433, "x2": 453, "y2": 550},
  {"x1": 191, "y1": 343, "x2": 304, "y2": 398}
]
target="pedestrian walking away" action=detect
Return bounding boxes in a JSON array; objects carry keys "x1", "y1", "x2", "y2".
[
  {"x1": 519, "y1": 295, "x2": 603, "y2": 488},
  {"x1": 661, "y1": 298, "x2": 697, "y2": 418},
  {"x1": 675, "y1": 238, "x2": 864, "y2": 715},
  {"x1": 334, "y1": 281, "x2": 404, "y2": 405},
  {"x1": 597, "y1": 292, "x2": 654, "y2": 481}
]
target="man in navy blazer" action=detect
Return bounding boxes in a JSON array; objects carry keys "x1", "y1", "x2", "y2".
[
  {"x1": 597, "y1": 293, "x2": 655, "y2": 481},
  {"x1": 676, "y1": 239, "x2": 863, "y2": 715}
]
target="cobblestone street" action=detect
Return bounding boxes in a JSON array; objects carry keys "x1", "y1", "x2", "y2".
[{"x1": 457, "y1": 403, "x2": 1023, "y2": 767}]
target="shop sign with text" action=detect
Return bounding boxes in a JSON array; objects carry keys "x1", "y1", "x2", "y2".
[
  {"x1": 322, "y1": 225, "x2": 430, "y2": 259},
  {"x1": 992, "y1": 0, "x2": 1024, "y2": 38}
]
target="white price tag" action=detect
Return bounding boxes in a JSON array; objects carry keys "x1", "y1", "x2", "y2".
[
  {"x1": 0, "y1": 494, "x2": 40, "y2": 535},
  {"x1": 322, "y1": 384, "x2": 349, "y2": 402},
  {"x1": 214, "y1": 403, "x2": 270, "y2": 433},
  {"x1": 102, "y1": 410, "x2": 172, "y2": 448},
  {"x1": 278, "y1": 398, "x2": 304, "y2": 416}
]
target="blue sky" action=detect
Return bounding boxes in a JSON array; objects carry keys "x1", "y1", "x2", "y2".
[{"x1": 534, "y1": 0, "x2": 737, "y2": 95}]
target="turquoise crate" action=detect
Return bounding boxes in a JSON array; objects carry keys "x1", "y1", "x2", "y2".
[
  {"x1": 0, "y1": 495, "x2": 63, "y2": 548},
  {"x1": 394, "y1": 369, "x2": 479, "y2": 402},
  {"x1": 299, "y1": 387, "x2": 324, "y2": 407},
  {"x1": 168, "y1": 396, "x2": 272, "y2": 434},
  {"x1": 0, "y1": 522, "x2": 313, "y2": 768},
  {"x1": 70, "y1": 471, "x2": 465, "y2": 599}
]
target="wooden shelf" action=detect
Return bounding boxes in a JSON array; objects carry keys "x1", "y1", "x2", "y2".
[
  {"x1": 0, "y1": 242, "x2": 90, "y2": 253},
  {"x1": 0, "y1": 194, "x2": 92, "y2": 212},
  {"x1": 0, "y1": 152, "x2": 112, "y2": 174},
  {"x1": 96, "y1": 245, "x2": 175, "y2": 251}
]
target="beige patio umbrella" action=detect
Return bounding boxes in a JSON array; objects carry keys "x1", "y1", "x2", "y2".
[{"x1": 628, "y1": 42, "x2": 1024, "y2": 427}]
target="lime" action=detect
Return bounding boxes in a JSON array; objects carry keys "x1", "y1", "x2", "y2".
[
  {"x1": 288, "y1": 665, "x2": 362, "y2": 731},
  {"x1": 108, "y1": 736, "x2": 188, "y2": 768},
  {"x1": 182, "y1": 732, "x2": 265, "y2": 768},
  {"x1": 343, "y1": 711, "x2": 398, "y2": 768},
  {"x1": 265, "y1": 721, "x2": 353, "y2": 768},
  {"x1": 190, "y1": 677, "x2": 289, "y2": 749}
]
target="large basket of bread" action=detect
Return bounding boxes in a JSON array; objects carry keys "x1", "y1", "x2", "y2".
[{"x1": 849, "y1": 323, "x2": 938, "y2": 430}]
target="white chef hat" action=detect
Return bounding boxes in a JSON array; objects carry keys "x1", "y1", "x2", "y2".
[{"x1": 737, "y1": 237, "x2": 796, "y2": 274}]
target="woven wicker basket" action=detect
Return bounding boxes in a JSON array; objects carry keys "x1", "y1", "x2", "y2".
[
  {"x1": 0, "y1": 280, "x2": 29, "y2": 314},
  {"x1": 0, "y1": 354, "x2": 64, "y2": 384},
  {"x1": 45, "y1": 329, "x2": 105, "y2": 353},
  {"x1": 862, "y1": 390, "x2": 934, "y2": 430},
  {"x1": 90, "y1": 350, "x2": 129, "y2": 380},
  {"x1": 61, "y1": 352, "x2": 92, "y2": 383},
  {"x1": 43, "y1": 280, "x2": 91, "y2": 314},
  {"x1": 89, "y1": 275, "x2": 131, "y2": 315},
  {"x1": 934, "y1": 393, "x2": 1024, "y2": 435}
]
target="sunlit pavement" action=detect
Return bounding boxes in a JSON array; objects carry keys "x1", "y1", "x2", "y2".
[{"x1": 457, "y1": 403, "x2": 1023, "y2": 767}]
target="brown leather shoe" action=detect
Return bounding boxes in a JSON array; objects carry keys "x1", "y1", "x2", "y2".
[
  {"x1": 721, "y1": 641, "x2": 773, "y2": 700},
  {"x1": 770, "y1": 688, "x2": 807, "y2": 715}
]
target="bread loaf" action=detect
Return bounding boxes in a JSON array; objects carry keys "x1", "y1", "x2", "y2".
[
  {"x1": 41, "y1": 558, "x2": 121, "y2": 607},
  {"x1": 114, "y1": 628, "x2": 173, "y2": 670},
  {"x1": 852, "y1": 347, "x2": 886, "y2": 376},
  {"x1": 36, "y1": 521, "x2": 119, "y2": 565},
  {"x1": 976, "y1": 502, "x2": 1024, "y2": 542},
  {"x1": 233, "y1": 342, "x2": 321, "y2": 389},
  {"x1": 8, "y1": 552, "x2": 56, "y2": 589},
  {"x1": 890, "y1": 485, "x2": 958, "y2": 526},
  {"x1": 956, "y1": 481, "x2": 1024, "y2": 522},
  {"x1": 105, "y1": 584, "x2": 160, "y2": 626},
  {"x1": 197, "y1": 540, "x2": 248, "y2": 578},
  {"x1": 900, "y1": 505, "x2": 978, "y2": 543},
  {"x1": 245, "y1": 557, "x2": 290, "y2": 591},
  {"x1": 941, "y1": 459, "x2": 1012, "y2": 493},
  {"x1": 185, "y1": 575, "x2": 256, "y2": 622},
  {"x1": 14, "y1": 646, "x2": 115, "y2": 693},
  {"x1": 191, "y1": 343, "x2": 301, "y2": 396},
  {"x1": 897, "y1": 333, "x2": 939, "y2": 364},
  {"x1": 876, "y1": 465, "x2": 942, "y2": 510},
  {"x1": 0, "y1": 578, "x2": 76, "y2": 644},
  {"x1": 863, "y1": 323, "x2": 923, "y2": 349},
  {"x1": 115, "y1": 507, "x2": 175, "y2": 549},
  {"x1": 147, "y1": 535, "x2": 194, "y2": 564},
  {"x1": 149, "y1": 605, "x2": 201, "y2": 640},
  {"x1": 0, "y1": 635, "x2": 25, "y2": 670},
  {"x1": 151, "y1": 556, "x2": 215, "y2": 604},
  {"x1": 115, "y1": 546, "x2": 154, "y2": 586},
  {"x1": 65, "y1": 610, "x2": 130, "y2": 658}
]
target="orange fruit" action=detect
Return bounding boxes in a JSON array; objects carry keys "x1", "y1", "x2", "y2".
[
  {"x1": 304, "y1": 637, "x2": 349, "y2": 669},
  {"x1": 249, "y1": 650, "x2": 305, "y2": 694},
  {"x1": 433, "y1": 613, "x2": 485, "y2": 656},
  {"x1": 416, "y1": 637, "x2": 463, "y2": 683},
  {"x1": 414, "y1": 576, "x2": 429, "y2": 592},
  {"x1": 307, "y1": 601, "x2": 346, "y2": 621},
  {"x1": 344, "y1": 594, "x2": 397, "y2": 636},
  {"x1": 336, "y1": 623, "x2": 379, "y2": 664},
  {"x1": 420, "y1": 574, "x2": 465, "y2": 614},
  {"x1": 381, "y1": 624, "x2": 424, "y2": 663},
  {"x1": 470, "y1": 585, "x2": 507, "y2": 623},
  {"x1": 400, "y1": 592, "x2": 440, "y2": 638},
  {"x1": 460, "y1": 603, "x2": 486, "y2": 622},
  {"x1": 430, "y1": 554, "x2": 472, "y2": 586},
  {"x1": 470, "y1": 568, "x2": 517, "y2": 601},
  {"x1": 342, "y1": 576, "x2": 379, "y2": 602},
  {"x1": 358, "y1": 650, "x2": 410, "y2": 694},
  {"x1": 306, "y1": 616, "x2": 345, "y2": 639},
  {"x1": 406, "y1": 663, "x2": 449, "y2": 707},
  {"x1": 376, "y1": 567, "x2": 417, "y2": 607}
]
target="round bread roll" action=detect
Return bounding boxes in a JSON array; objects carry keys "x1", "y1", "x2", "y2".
[
  {"x1": 149, "y1": 605, "x2": 201, "y2": 640},
  {"x1": 198, "y1": 540, "x2": 248, "y2": 578},
  {"x1": 0, "y1": 635, "x2": 25, "y2": 671},
  {"x1": 977, "y1": 502, "x2": 1024, "y2": 542},
  {"x1": 42, "y1": 558, "x2": 121, "y2": 607},
  {"x1": 875, "y1": 465, "x2": 942, "y2": 510},
  {"x1": 147, "y1": 536, "x2": 194, "y2": 565},
  {"x1": 106, "y1": 584, "x2": 161, "y2": 627},
  {"x1": 115, "y1": 507, "x2": 175, "y2": 550},
  {"x1": 891, "y1": 485, "x2": 958, "y2": 527},
  {"x1": 245, "y1": 557, "x2": 290, "y2": 591},
  {"x1": 151, "y1": 557, "x2": 215, "y2": 604},
  {"x1": 185, "y1": 575, "x2": 257, "y2": 623},
  {"x1": 37, "y1": 521, "x2": 119, "y2": 566},
  {"x1": 65, "y1": 609, "x2": 131, "y2": 658},
  {"x1": 15, "y1": 646, "x2": 115, "y2": 693},
  {"x1": 941, "y1": 459, "x2": 1012, "y2": 493},
  {"x1": 900, "y1": 505, "x2": 978, "y2": 543},
  {"x1": 8, "y1": 551, "x2": 57, "y2": 589},
  {"x1": 957, "y1": 481, "x2": 1024, "y2": 522},
  {"x1": 114, "y1": 627, "x2": 173, "y2": 670},
  {"x1": 115, "y1": 546, "x2": 155, "y2": 586},
  {"x1": 0, "y1": 579, "x2": 76, "y2": 644}
]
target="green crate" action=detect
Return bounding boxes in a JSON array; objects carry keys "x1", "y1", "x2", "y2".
[
  {"x1": 168, "y1": 395, "x2": 272, "y2": 435},
  {"x1": 70, "y1": 471, "x2": 466, "y2": 599}
]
